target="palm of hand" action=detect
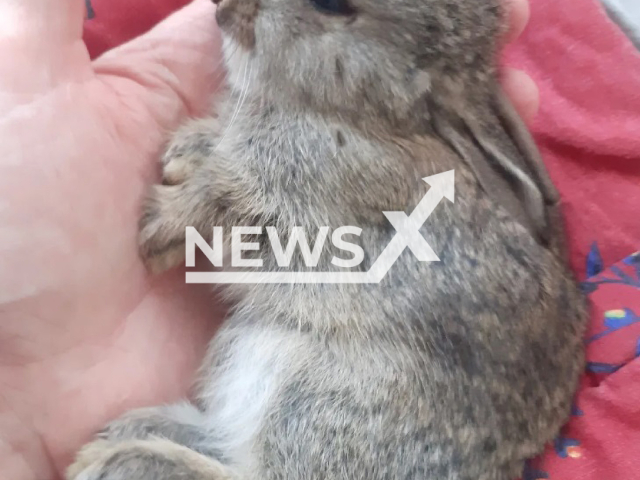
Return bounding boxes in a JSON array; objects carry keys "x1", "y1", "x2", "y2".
[
  {"x1": 0, "y1": 2, "x2": 224, "y2": 479},
  {"x1": 0, "y1": 1, "x2": 535, "y2": 479}
]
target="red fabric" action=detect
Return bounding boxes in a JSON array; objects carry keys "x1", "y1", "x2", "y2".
[
  {"x1": 504, "y1": 0, "x2": 640, "y2": 278},
  {"x1": 525, "y1": 254, "x2": 640, "y2": 480},
  {"x1": 83, "y1": 0, "x2": 192, "y2": 59}
]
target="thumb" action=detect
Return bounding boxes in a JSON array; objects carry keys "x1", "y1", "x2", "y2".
[
  {"x1": 94, "y1": 0, "x2": 224, "y2": 131},
  {"x1": 0, "y1": 0, "x2": 92, "y2": 93}
]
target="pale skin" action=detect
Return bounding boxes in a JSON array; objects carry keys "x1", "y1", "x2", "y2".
[{"x1": 0, "y1": 0, "x2": 537, "y2": 479}]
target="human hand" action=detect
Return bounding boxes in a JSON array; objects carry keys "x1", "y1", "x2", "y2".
[
  {"x1": 0, "y1": 1, "x2": 537, "y2": 479},
  {"x1": 0, "y1": 1, "x2": 224, "y2": 479}
]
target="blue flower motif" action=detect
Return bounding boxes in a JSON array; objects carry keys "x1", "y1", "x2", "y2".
[
  {"x1": 623, "y1": 252, "x2": 640, "y2": 266},
  {"x1": 586, "y1": 362, "x2": 621, "y2": 374},
  {"x1": 581, "y1": 251, "x2": 640, "y2": 292},
  {"x1": 85, "y1": 0, "x2": 95, "y2": 19},
  {"x1": 623, "y1": 252, "x2": 640, "y2": 280},
  {"x1": 586, "y1": 242, "x2": 604, "y2": 278},
  {"x1": 603, "y1": 308, "x2": 636, "y2": 330},
  {"x1": 587, "y1": 309, "x2": 640, "y2": 343},
  {"x1": 571, "y1": 404, "x2": 584, "y2": 416},
  {"x1": 580, "y1": 281, "x2": 598, "y2": 294},
  {"x1": 554, "y1": 436, "x2": 582, "y2": 459},
  {"x1": 523, "y1": 462, "x2": 549, "y2": 480}
]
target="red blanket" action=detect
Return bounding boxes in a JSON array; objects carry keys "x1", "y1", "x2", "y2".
[
  {"x1": 524, "y1": 252, "x2": 640, "y2": 480},
  {"x1": 83, "y1": 0, "x2": 191, "y2": 59},
  {"x1": 83, "y1": 1, "x2": 640, "y2": 479},
  {"x1": 503, "y1": 0, "x2": 640, "y2": 279}
]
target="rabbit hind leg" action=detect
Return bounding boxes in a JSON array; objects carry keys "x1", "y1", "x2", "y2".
[{"x1": 66, "y1": 437, "x2": 236, "y2": 480}]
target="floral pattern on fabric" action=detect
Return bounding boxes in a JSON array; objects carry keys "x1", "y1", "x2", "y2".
[{"x1": 522, "y1": 248, "x2": 640, "y2": 480}]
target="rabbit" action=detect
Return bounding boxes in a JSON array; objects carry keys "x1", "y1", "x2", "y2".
[{"x1": 67, "y1": 0, "x2": 589, "y2": 479}]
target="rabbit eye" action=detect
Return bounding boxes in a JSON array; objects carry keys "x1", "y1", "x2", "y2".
[{"x1": 310, "y1": 0, "x2": 355, "y2": 15}]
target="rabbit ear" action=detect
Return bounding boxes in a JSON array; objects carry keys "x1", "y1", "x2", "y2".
[{"x1": 432, "y1": 84, "x2": 567, "y2": 257}]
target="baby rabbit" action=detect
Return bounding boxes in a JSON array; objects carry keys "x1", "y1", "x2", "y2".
[{"x1": 68, "y1": 0, "x2": 588, "y2": 479}]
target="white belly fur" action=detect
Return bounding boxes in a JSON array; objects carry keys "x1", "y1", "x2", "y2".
[{"x1": 199, "y1": 327, "x2": 306, "y2": 475}]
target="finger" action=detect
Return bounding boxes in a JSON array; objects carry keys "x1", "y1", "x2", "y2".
[
  {"x1": 95, "y1": 0, "x2": 224, "y2": 132},
  {"x1": 0, "y1": 0, "x2": 92, "y2": 94},
  {"x1": 500, "y1": 67, "x2": 540, "y2": 123},
  {"x1": 501, "y1": 0, "x2": 530, "y2": 45}
]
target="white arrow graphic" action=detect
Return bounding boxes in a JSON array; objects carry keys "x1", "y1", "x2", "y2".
[
  {"x1": 186, "y1": 170, "x2": 455, "y2": 284},
  {"x1": 366, "y1": 169, "x2": 455, "y2": 283}
]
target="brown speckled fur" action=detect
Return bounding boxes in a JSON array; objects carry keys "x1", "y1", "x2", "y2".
[{"x1": 68, "y1": 0, "x2": 588, "y2": 479}]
